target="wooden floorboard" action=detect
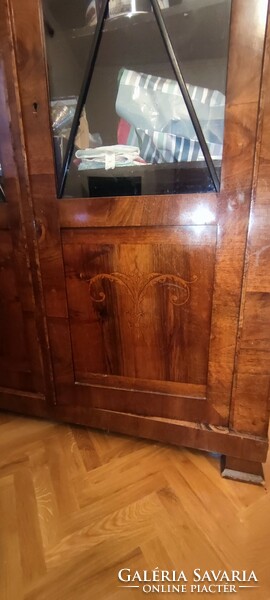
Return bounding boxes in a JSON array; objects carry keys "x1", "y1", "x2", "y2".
[{"x1": 0, "y1": 411, "x2": 269, "y2": 599}]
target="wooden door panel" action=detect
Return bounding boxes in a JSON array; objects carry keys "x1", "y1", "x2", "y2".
[
  {"x1": 54, "y1": 380, "x2": 226, "y2": 424},
  {"x1": 58, "y1": 195, "x2": 218, "y2": 228},
  {"x1": 62, "y1": 226, "x2": 216, "y2": 391},
  {"x1": 0, "y1": 230, "x2": 34, "y2": 389},
  {"x1": 0, "y1": 4, "x2": 53, "y2": 401},
  {"x1": 8, "y1": 0, "x2": 269, "y2": 448}
]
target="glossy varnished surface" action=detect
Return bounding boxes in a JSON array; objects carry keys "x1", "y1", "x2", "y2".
[
  {"x1": 0, "y1": 0, "x2": 269, "y2": 470},
  {"x1": 62, "y1": 227, "x2": 215, "y2": 384},
  {"x1": 206, "y1": 0, "x2": 269, "y2": 419},
  {"x1": 7, "y1": 0, "x2": 267, "y2": 420},
  {"x1": 230, "y1": 8, "x2": 270, "y2": 439},
  {"x1": 0, "y1": 7, "x2": 45, "y2": 394}
]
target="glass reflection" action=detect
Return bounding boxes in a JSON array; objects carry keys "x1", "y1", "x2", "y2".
[
  {"x1": 157, "y1": 0, "x2": 231, "y2": 162},
  {"x1": 42, "y1": 0, "x2": 91, "y2": 172},
  {"x1": 41, "y1": 0, "x2": 231, "y2": 198}
]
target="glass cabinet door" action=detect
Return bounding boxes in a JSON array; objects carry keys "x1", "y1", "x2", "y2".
[{"x1": 41, "y1": 0, "x2": 231, "y2": 197}]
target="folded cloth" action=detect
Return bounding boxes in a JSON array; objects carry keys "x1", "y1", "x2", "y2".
[
  {"x1": 75, "y1": 145, "x2": 142, "y2": 170},
  {"x1": 115, "y1": 69, "x2": 225, "y2": 163}
]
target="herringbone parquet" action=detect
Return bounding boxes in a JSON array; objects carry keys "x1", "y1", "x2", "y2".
[{"x1": 0, "y1": 411, "x2": 269, "y2": 600}]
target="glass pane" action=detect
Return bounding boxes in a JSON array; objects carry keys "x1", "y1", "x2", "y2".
[
  {"x1": 42, "y1": 0, "x2": 92, "y2": 176},
  {"x1": 158, "y1": 0, "x2": 231, "y2": 164},
  {"x1": 41, "y1": 0, "x2": 231, "y2": 198}
]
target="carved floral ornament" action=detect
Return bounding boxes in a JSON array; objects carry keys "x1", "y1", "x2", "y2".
[{"x1": 80, "y1": 267, "x2": 197, "y2": 327}]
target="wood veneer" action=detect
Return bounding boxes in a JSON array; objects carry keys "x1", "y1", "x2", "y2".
[{"x1": 0, "y1": 0, "x2": 269, "y2": 482}]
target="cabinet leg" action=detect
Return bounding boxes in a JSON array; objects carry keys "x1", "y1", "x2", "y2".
[{"x1": 221, "y1": 456, "x2": 265, "y2": 486}]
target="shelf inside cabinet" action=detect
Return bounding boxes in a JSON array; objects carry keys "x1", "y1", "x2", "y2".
[
  {"x1": 64, "y1": 160, "x2": 221, "y2": 198},
  {"x1": 70, "y1": 0, "x2": 231, "y2": 65}
]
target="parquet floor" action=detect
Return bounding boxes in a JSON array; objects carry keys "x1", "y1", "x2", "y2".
[{"x1": 0, "y1": 411, "x2": 269, "y2": 600}]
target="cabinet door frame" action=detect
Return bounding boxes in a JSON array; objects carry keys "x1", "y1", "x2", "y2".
[
  {"x1": 0, "y1": 0, "x2": 55, "y2": 404},
  {"x1": 4, "y1": 0, "x2": 269, "y2": 461}
]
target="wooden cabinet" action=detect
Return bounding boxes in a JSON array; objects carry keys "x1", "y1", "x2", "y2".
[
  {"x1": 0, "y1": 3, "x2": 55, "y2": 406},
  {"x1": 0, "y1": 0, "x2": 269, "y2": 483}
]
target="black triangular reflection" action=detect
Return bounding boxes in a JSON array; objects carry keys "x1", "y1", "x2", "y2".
[{"x1": 51, "y1": 0, "x2": 224, "y2": 197}]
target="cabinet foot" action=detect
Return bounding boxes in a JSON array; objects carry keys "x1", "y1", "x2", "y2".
[{"x1": 221, "y1": 456, "x2": 265, "y2": 486}]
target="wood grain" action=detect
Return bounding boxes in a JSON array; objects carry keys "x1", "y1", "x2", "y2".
[
  {"x1": 0, "y1": 412, "x2": 270, "y2": 599},
  {"x1": 0, "y1": 204, "x2": 9, "y2": 229},
  {"x1": 0, "y1": 0, "x2": 55, "y2": 397},
  {"x1": 0, "y1": 394, "x2": 267, "y2": 462},
  {"x1": 62, "y1": 226, "x2": 215, "y2": 385},
  {"x1": 231, "y1": 4, "x2": 270, "y2": 438},
  {"x1": 0, "y1": 0, "x2": 269, "y2": 475},
  {"x1": 207, "y1": 0, "x2": 269, "y2": 419},
  {"x1": 8, "y1": 0, "x2": 267, "y2": 437}
]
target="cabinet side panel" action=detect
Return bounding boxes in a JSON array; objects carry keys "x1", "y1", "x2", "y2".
[
  {"x1": 0, "y1": 230, "x2": 34, "y2": 390},
  {"x1": 231, "y1": 8, "x2": 270, "y2": 438},
  {"x1": 0, "y1": 5, "x2": 45, "y2": 394},
  {"x1": 0, "y1": 0, "x2": 56, "y2": 400},
  {"x1": 206, "y1": 0, "x2": 269, "y2": 421}
]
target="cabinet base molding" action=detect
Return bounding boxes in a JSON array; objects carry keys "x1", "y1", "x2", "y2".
[
  {"x1": 0, "y1": 392, "x2": 268, "y2": 471},
  {"x1": 221, "y1": 456, "x2": 265, "y2": 486}
]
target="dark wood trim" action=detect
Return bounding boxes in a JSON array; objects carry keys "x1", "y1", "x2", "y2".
[
  {"x1": 54, "y1": 383, "x2": 222, "y2": 425},
  {"x1": 0, "y1": 204, "x2": 9, "y2": 229},
  {"x1": 207, "y1": 0, "x2": 269, "y2": 421},
  {"x1": 221, "y1": 456, "x2": 265, "y2": 485},
  {"x1": 0, "y1": 386, "x2": 45, "y2": 401},
  {"x1": 2, "y1": 0, "x2": 56, "y2": 402},
  {"x1": 229, "y1": 3, "x2": 270, "y2": 439},
  {"x1": 59, "y1": 194, "x2": 218, "y2": 228},
  {"x1": 0, "y1": 396, "x2": 267, "y2": 463},
  {"x1": 75, "y1": 373, "x2": 206, "y2": 398}
]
